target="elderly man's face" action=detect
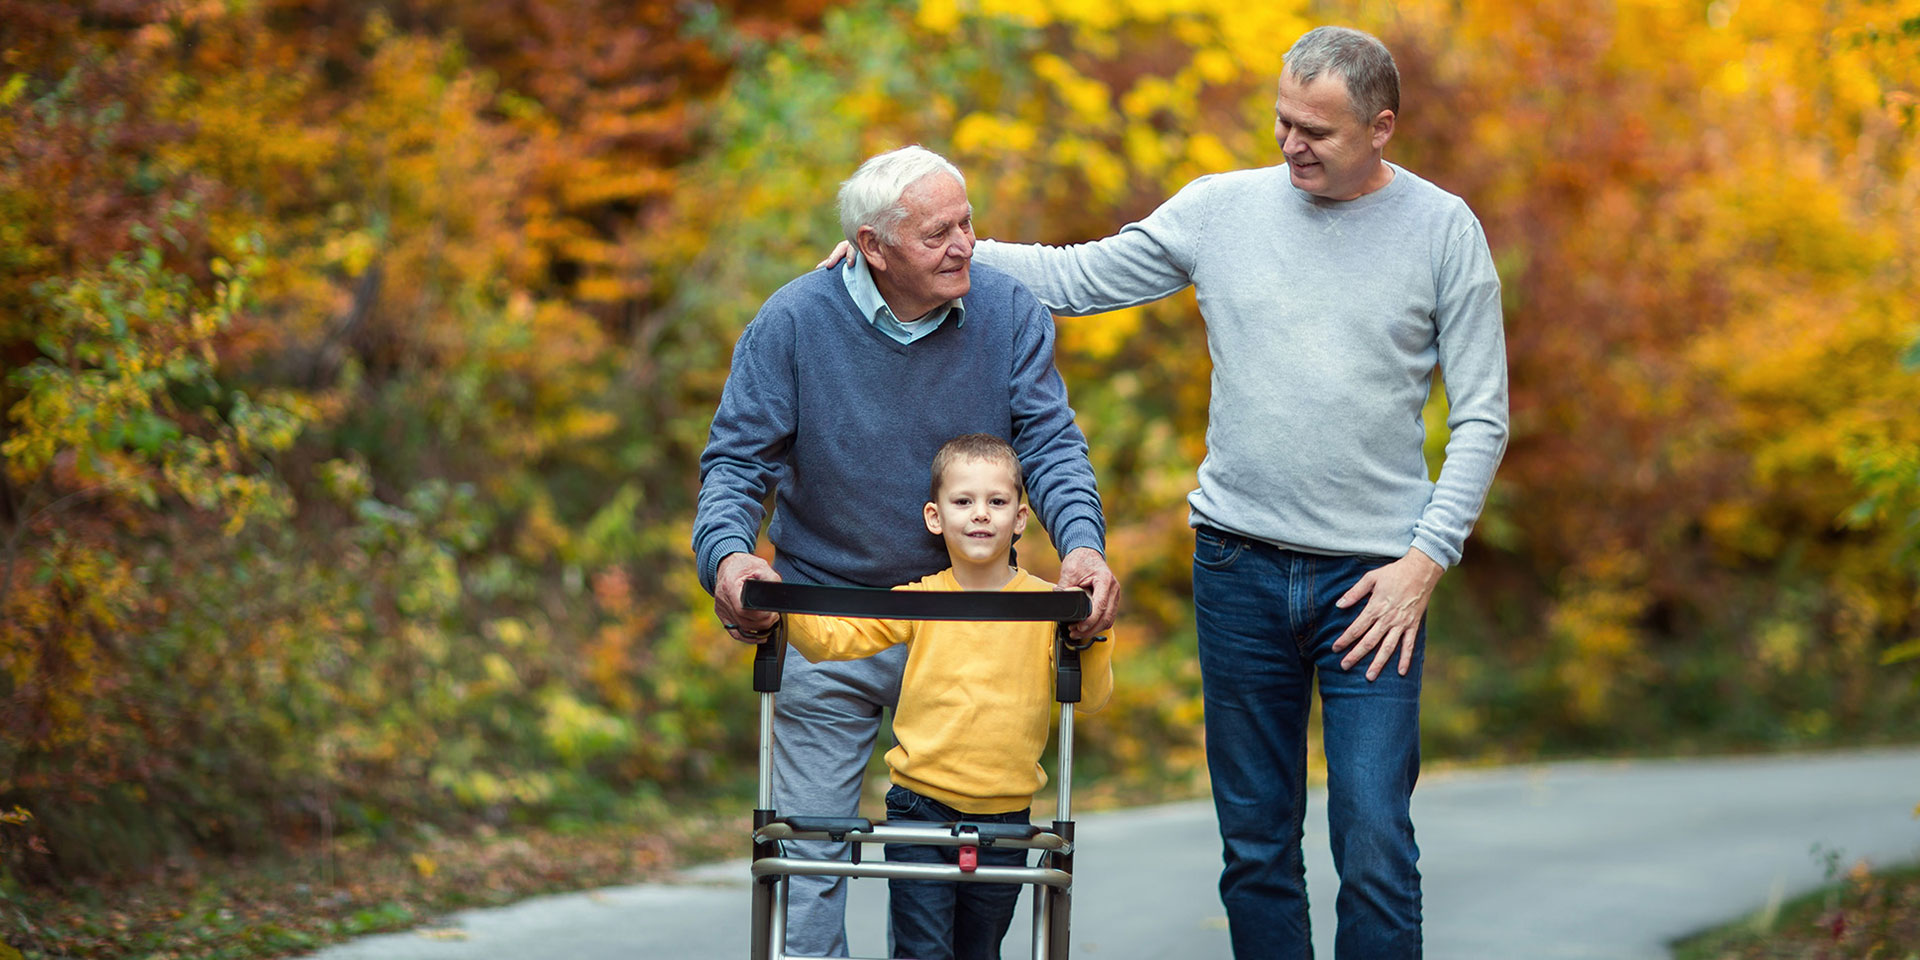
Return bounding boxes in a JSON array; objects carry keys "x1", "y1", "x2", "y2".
[
  {"x1": 866, "y1": 172, "x2": 974, "y2": 321},
  {"x1": 1274, "y1": 71, "x2": 1394, "y2": 201}
]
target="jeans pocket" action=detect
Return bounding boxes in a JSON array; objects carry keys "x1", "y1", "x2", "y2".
[
  {"x1": 885, "y1": 784, "x2": 919, "y2": 820},
  {"x1": 1193, "y1": 528, "x2": 1243, "y2": 570}
]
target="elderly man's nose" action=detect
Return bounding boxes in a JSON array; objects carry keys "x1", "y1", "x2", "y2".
[{"x1": 951, "y1": 231, "x2": 973, "y2": 258}]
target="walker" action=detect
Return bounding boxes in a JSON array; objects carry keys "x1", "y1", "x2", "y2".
[{"x1": 739, "y1": 580, "x2": 1101, "y2": 960}]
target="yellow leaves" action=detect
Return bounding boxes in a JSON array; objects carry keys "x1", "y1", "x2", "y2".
[
  {"x1": 1549, "y1": 548, "x2": 1652, "y2": 723},
  {"x1": 514, "y1": 496, "x2": 570, "y2": 564},
  {"x1": 1042, "y1": 0, "x2": 1122, "y2": 31},
  {"x1": 1191, "y1": 48, "x2": 1237, "y2": 85},
  {"x1": 1711, "y1": 60, "x2": 1753, "y2": 96},
  {"x1": 1049, "y1": 135, "x2": 1128, "y2": 203},
  {"x1": 1123, "y1": 123, "x2": 1170, "y2": 176},
  {"x1": 953, "y1": 112, "x2": 1040, "y2": 156},
  {"x1": 1059, "y1": 305, "x2": 1145, "y2": 361},
  {"x1": 1119, "y1": 76, "x2": 1177, "y2": 120},
  {"x1": 916, "y1": 0, "x2": 964, "y2": 33},
  {"x1": 538, "y1": 687, "x2": 635, "y2": 767},
  {"x1": 974, "y1": 0, "x2": 1048, "y2": 27},
  {"x1": 557, "y1": 166, "x2": 675, "y2": 210},
  {"x1": 1210, "y1": 6, "x2": 1307, "y2": 78},
  {"x1": 396, "y1": 544, "x2": 462, "y2": 619},
  {"x1": 432, "y1": 766, "x2": 556, "y2": 809},
  {"x1": 487, "y1": 618, "x2": 531, "y2": 650},
  {"x1": 1756, "y1": 619, "x2": 1810, "y2": 674},
  {"x1": 4, "y1": 237, "x2": 309, "y2": 538},
  {"x1": 411, "y1": 852, "x2": 438, "y2": 879},
  {"x1": 1033, "y1": 54, "x2": 1114, "y2": 128},
  {"x1": 322, "y1": 228, "x2": 382, "y2": 278}
]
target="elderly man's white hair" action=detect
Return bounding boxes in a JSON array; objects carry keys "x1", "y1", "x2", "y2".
[{"x1": 837, "y1": 146, "x2": 967, "y2": 246}]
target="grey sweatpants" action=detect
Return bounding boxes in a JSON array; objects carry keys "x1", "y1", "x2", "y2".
[{"x1": 772, "y1": 643, "x2": 907, "y2": 957}]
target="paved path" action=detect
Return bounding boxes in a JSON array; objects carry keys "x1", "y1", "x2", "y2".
[{"x1": 311, "y1": 747, "x2": 1920, "y2": 959}]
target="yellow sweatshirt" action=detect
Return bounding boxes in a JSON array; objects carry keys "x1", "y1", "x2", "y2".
[{"x1": 784, "y1": 567, "x2": 1114, "y2": 815}]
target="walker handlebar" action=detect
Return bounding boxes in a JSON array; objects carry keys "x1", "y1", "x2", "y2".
[
  {"x1": 739, "y1": 581, "x2": 1097, "y2": 696},
  {"x1": 741, "y1": 580, "x2": 1091, "y2": 622}
]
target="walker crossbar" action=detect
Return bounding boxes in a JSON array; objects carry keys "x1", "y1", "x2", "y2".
[
  {"x1": 751, "y1": 858, "x2": 1073, "y2": 888},
  {"x1": 755, "y1": 820, "x2": 1069, "y2": 852},
  {"x1": 738, "y1": 581, "x2": 1093, "y2": 960}
]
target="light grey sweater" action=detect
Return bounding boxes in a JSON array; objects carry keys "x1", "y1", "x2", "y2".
[{"x1": 974, "y1": 162, "x2": 1508, "y2": 568}]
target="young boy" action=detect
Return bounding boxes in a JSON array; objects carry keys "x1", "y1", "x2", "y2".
[{"x1": 780, "y1": 433, "x2": 1115, "y2": 960}]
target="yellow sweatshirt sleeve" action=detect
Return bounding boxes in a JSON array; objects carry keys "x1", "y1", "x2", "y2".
[
  {"x1": 784, "y1": 612, "x2": 912, "y2": 662},
  {"x1": 1070, "y1": 626, "x2": 1116, "y2": 715}
]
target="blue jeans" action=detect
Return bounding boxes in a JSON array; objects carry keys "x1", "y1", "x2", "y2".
[
  {"x1": 884, "y1": 785, "x2": 1029, "y2": 960},
  {"x1": 1192, "y1": 527, "x2": 1424, "y2": 959}
]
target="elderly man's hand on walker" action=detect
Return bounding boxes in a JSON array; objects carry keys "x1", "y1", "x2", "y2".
[
  {"x1": 1056, "y1": 546, "x2": 1119, "y2": 639},
  {"x1": 715, "y1": 552, "x2": 782, "y2": 642},
  {"x1": 1331, "y1": 547, "x2": 1443, "y2": 680}
]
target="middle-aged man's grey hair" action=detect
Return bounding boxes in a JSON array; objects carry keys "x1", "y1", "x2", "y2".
[
  {"x1": 1283, "y1": 26, "x2": 1401, "y2": 125},
  {"x1": 837, "y1": 146, "x2": 967, "y2": 247}
]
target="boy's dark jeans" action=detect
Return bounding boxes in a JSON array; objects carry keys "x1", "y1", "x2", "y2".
[{"x1": 884, "y1": 785, "x2": 1030, "y2": 960}]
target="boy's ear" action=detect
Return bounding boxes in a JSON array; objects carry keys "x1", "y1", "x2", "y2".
[
  {"x1": 1013, "y1": 502, "x2": 1029, "y2": 535},
  {"x1": 924, "y1": 501, "x2": 942, "y2": 536}
]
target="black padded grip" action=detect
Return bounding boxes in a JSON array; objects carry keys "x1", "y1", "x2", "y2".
[{"x1": 743, "y1": 580, "x2": 1090, "y2": 623}]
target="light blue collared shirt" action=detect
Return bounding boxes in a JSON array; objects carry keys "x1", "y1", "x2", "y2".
[{"x1": 841, "y1": 251, "x2": 965, "y2": 344}]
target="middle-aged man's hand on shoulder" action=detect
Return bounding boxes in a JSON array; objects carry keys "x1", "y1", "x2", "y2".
[
  {"x1": 1056, "y1": 546, "x2": 1119, "y2": 639},
  {"x1": 714, "y1": 552, "x2": 782, "y2": 642},
  {"x1": 1331, "y1": 547, "x2": 1444, "y2": 680},
  {"x1": 817, "y1": 240, "x2": 854, "y2": 270}
]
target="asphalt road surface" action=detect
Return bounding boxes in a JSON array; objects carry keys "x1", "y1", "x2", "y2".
[{"x1": 310, "y1": 747, "x2": 1920, "y2": 959}]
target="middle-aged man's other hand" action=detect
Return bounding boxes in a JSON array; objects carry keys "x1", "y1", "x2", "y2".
[
  {"x1": 1057, "y1": 546, "x2": 1119, "y2": 639},
  {"x1": 715, "y1": 552, "x2": 783, "y2": 642},
  {"x1": 818, "y1": 240, "x2": 854, "y2": 271},
  {"x1": 1330, "y1": 547, "x2": 1444, "y2": 680}
]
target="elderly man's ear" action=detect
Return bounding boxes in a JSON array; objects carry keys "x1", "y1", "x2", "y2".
[{"x1": 855, "y1": 226, "x2": 889, "y2": 272}]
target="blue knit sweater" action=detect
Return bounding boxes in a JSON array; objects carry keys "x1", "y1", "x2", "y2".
[{"x1": 694, "y1": 263, "x2": 1105, "y2": 593}]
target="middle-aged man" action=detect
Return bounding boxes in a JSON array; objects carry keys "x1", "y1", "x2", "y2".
[
  {"x1": 693, "y1": 145, "x2": 1119, "y2": 958},
  {"x1": 938, "y1": 25, "x2": 1507, "y2": 959}
]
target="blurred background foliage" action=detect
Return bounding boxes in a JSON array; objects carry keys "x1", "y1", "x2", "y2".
[{"x1": 1, "y1": 0, "x2": 1916, "y2": 889}]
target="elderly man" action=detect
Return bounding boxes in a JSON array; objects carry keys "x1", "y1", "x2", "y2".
[
  {"x1": 829, "y1": 25, "x2": 1508, "y2": 959},
  {"x1": 694, "y1": 145, "x2": 1118, "y2": 957}
]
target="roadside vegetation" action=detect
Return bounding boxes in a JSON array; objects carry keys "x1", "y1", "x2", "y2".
[{"x1": 1676, "y1": 858, "x2": 1920, "y2": 960}]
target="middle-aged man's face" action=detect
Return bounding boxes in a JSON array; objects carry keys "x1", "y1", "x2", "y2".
[
  {"x1": 865, "y1": 172, "x2": 974, "y2": 321},
  {"x1": 1273, "y1": 70, "x2": 1395, "y2": 201}
]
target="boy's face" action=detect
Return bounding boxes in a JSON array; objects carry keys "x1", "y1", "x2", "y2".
[{"x1": 923, "y1": 456, "x2": 1028, "y2": 571}]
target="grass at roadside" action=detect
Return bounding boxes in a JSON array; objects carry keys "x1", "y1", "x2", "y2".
[
  {"x1": 1, "y1": 801, "x2": 740, "y2": 960},
  {"x1": 1674, "y1": 858, "x2": 1920, "y2": 960},
  {"x1": 1, "y1": 763, "x2": 1212, "y2": 960}
]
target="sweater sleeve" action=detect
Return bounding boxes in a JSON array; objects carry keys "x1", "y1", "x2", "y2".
[
  {"x1": 1005, "y1": 287, "x2": 1106, "y2": 558},
  {"x1": 784, "y1": 613, "x2": 913, "y2": 662},
  {"x1": 971, "y1": 175, "x2": 1214, "y2": 316},
  {"x1": 692, "y1": 310, "x2": 796, "y2": 594},
  {"x1": 1412, "y1": 216, "x2": 1510, "y2": 568},
  {"x1": 1069, "y1": 629, "x2": 1116, "y2": 715}
]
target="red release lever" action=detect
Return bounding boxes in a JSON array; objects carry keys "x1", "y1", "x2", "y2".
[{"x1": 958, "y1": 845, "x2": 978, "y2": 872}]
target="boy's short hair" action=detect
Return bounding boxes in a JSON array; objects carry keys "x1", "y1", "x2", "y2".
[{"x1": 928, "y1": 433, "x2": 1025, "y2": 501}]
